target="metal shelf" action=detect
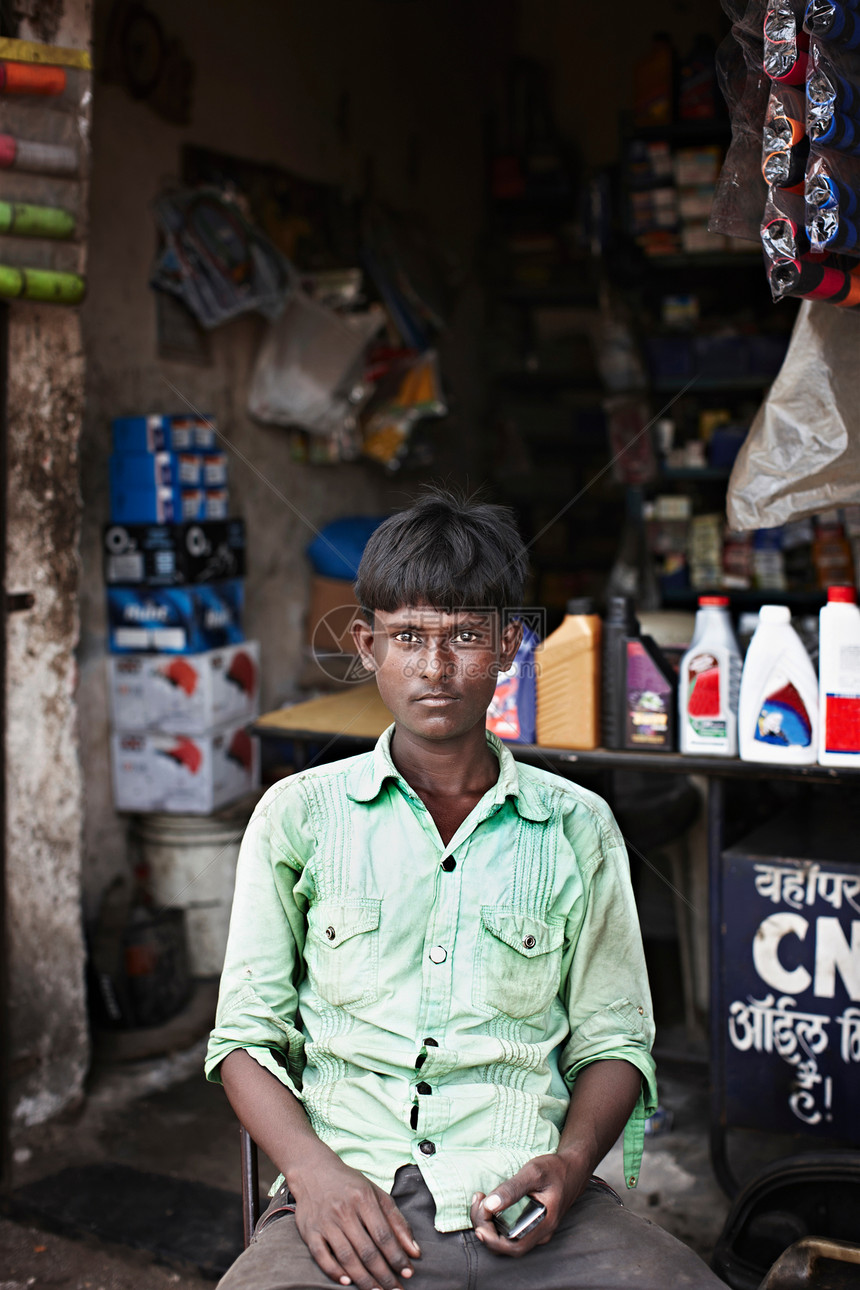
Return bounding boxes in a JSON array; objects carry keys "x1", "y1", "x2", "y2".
[{"x1": 653, "y1": 373, "x2": 775, "y2": 393}]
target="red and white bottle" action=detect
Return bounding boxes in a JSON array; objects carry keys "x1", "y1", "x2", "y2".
[
  {"x1": 679, "y1": 595, "x2": 742, "y2": 757},
  {"x1": 818, "y1": 584, "x2": 860, "y2": 767}
]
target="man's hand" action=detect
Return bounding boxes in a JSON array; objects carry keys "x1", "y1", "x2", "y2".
[
  {"x1": 220, "y1": 1050, "x2": 419, "y2": 1289},
  {"x1": 469, "y1": 1151, "x2": 590, "y2": 1258},
  {"x1": 469, "y1": 1059, "x2": 644, "y2": 1259},
  {"x1": 287, "y1": 1153, "x2": 421, "y2": 1290}
]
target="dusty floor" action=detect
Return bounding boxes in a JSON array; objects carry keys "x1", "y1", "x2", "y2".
[{"x1": 1, "y1": 1013, "x2": 741, "y2": 1288}]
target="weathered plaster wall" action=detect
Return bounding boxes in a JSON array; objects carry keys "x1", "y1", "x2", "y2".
[
  {"x1": 79, "y1": 1, "x2": 508, "y2": 918},
  {"x1": 6, "y1": 0, "x2": 93, "y2": 1125}
]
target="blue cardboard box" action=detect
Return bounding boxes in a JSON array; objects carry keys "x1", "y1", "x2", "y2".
[
  {"x1": 106, "y1": 579, "x2": 245, "y2": 653},
  {"x1": 112, "y1": 414, "x2": 218, "y2": 453},
  {"x1": 110, "y1": 451, "x2": 203, "y2": 493},
  {"x1": 110, "y1": 485, "x2": 204, "y2": 525}
]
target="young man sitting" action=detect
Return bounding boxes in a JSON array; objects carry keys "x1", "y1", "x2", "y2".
[{"x1": 206, "y1": 489, "x2": 725, "y2": 1289}]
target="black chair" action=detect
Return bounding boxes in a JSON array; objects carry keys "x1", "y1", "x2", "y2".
[{"x1": 240, "y1": 1124, "x2": 260, "y2": 1248}]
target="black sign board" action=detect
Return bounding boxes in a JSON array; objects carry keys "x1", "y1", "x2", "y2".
[{"x1": 722, "y1": 801, "x2": 860, "y2": 1145}]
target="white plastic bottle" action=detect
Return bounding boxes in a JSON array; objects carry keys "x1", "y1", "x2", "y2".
[
  {"x1": 679, "y1": 595, "x2": 742, "y2": 756},
  {"x1": 818, "y1": 584, "x2": 860, "y2": 766},
  {"x1": 738, "y1": 605, "x2": 819, "y2": 764}
]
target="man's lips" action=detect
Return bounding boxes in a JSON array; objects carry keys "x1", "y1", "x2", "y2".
[{"x1": 414, "y1": 693, "x2": 459, "y2": 703}]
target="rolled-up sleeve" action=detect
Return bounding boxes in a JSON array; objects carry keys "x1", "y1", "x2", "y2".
[
  {"x1": 205, "y1": 777, "x2": 311, "y2": 1097},
  {"x1": 557, "y1": 801, "x2": 659, "y2": 1187}
]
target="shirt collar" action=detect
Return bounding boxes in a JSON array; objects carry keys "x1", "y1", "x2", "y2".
[{"x1": 345, "y1": 724, "x2": 551, "y2": 823}]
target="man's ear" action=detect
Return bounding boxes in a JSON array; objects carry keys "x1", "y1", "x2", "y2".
[
  {"x1": 499, "y1": 617, "x2": 523, "y2": 672},
  {"x1": 351, "y1": 616, "x2": 377, "y2": 672}
]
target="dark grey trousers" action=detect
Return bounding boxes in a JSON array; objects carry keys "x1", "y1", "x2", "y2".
[{"x1": 218, "y1": 1165, "x2": 727, "y2": 1289}]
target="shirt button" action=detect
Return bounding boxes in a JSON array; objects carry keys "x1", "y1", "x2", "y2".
[
  {"x1": 424, "y1": 1037, "x2": 438, "y2": 1047},
  {"x1": 428, "y1": 946, "x2": 447, "y2": 964},
  {"x1": 638, "y1": 1007, "x2": 644, "y2": 1015},
  {"x1": 419, "y1": 1140, "x2": 436, "y2": 1155},
  {"x1": 441, "y1": 857, "x2": 456, "y2": 871},
  {"x1": 325, "y1": 926, "x2": 336, "y2": 940},
  {"x1": 416, "y1": 1081, "x2": 431, "y2": 1095},
  {"x1": 523, "y1": 934, "x2": 536, "y2": 949}
]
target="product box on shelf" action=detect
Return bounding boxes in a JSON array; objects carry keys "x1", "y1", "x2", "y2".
[
  {"x1": 203, "y1": 488, "x2": 230, "y2": 520},
  {"x1": 109, "y1": 484, "x2": 206, "y2": 525},
  {"x1": 107, "y1": 580, "x2": 244, "y2": 654},
  {"x1": 110, "y1": 451, "x2": 203, "y2": 493},
  {"x1": 112, "y1": 414, "x2": 217, "y2": 454},
  {"x1": 108, "y1": 640, "x2": 260, "y2": 733},
  {"x1": 102, "y1": 519, "x2": 246, "y2": 586},
  {"x1": 201, "y1": 453, "x2": 228, "y2": 487},
  {"x1": 111, "y1": 719, "x2": 260, "y2": 813}
]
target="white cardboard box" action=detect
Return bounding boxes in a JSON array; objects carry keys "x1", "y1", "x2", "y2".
[
  {"x1": 108, "y1": 641, "x2": 260, "y2": 733},
  {"x1": 111, "y1": 720, "x2": 260, "y2": 814}
]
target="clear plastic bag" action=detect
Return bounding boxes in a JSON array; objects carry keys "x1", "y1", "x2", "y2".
[
  {"x1": 762, "y1": 83, "x2": 809, "y2": 186},
  {"x1": 805, "y1": 147, "x2": 860, "y2": 252},
  {"x1": 711, "y1": 1, "x2": 771, "y2": 240},
  {"x1": 764, "y1": 1, "x2": 811, "y2": 84},
  {"x1": 247, "y1": 290, "x2": 384, "y2": 434},
  {"x1": 762, "y1": 184, "x2": 810, "y2": 261},
  {"x1": 727, "y1": 299, "x2": 860, "y2": 527},
  {"x1": 807, "y1": 39, "x2": 860, "y2": 157}
]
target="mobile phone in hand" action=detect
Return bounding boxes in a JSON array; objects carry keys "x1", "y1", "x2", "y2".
[{"x1": 492, "y1": 1197, "x2": 548, "y2": 1241}]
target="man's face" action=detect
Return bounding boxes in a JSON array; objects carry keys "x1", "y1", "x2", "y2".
[{"x1": 353, "y1": 604, "x2": 522, "y2": 743}]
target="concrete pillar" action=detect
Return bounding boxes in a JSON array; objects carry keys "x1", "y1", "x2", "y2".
[{"x1": 5, "y1": 0, "x2": 92, "y2": 1127}]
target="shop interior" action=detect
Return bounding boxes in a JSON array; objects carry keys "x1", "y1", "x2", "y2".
[{"x1": 2, "y1": 1, "x2": 860, "y2": 1287}]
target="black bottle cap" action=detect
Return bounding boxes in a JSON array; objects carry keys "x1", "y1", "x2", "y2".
[{"x1": 566, "y1": 597, "x2": 595, "y2": 615}]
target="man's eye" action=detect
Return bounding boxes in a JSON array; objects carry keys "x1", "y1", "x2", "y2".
[
  {"x1": 456, "y1": 631, "x2": 480, "y2": 643},
  {"x1": 394, "y1": 631, "x2": 419, "y2": 643}
]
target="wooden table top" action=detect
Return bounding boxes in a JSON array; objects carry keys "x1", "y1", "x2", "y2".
[{"x1": 254, "y1": 682, "x2": 392, "y2": 741}]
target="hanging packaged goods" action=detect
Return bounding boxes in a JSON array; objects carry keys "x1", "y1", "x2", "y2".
[
  {"x1": 0, "y1": 58, "x2": 66, "y2": 95},
  {"x1": 714, "y1": 0, "x2": 860, "y2": 308},
  {"x1": 0, "y1": 263, "x2": 84, "y2": 302},
  {"x1": 0, "y1": 37, "x2": 90, "y2": 302},
  {"x1": 0, "y1": 134, "x2": 78, "y2": 176}
]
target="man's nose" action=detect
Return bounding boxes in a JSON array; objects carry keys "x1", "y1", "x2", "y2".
[{"x1": 420, "y1": 643, "x2": 451, "y2": 676}]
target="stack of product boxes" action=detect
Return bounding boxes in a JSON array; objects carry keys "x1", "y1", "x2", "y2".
[{"x1": 105, "y1": 414, "x2": 260, "y2": 814}]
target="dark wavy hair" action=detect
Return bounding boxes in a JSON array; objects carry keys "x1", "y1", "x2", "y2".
[{"x1": 355, "y1": 487, "x2": 527, "y2": 618}]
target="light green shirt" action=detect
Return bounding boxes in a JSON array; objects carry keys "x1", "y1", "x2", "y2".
[{"x1": 206, "y1": 726, "x2": 658, "y2": 1232}]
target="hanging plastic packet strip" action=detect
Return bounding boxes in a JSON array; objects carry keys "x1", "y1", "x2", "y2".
[
  {"x1": 764, "y1": 3, "x2": 811, "y2": 82},
  {"x1": 762, "y1": 83, "x2": 810, "y2": 184},
  {"x1": 806, "y1": 147, "x2": 860, "y2": 211},
  {"x1": 804, "y1": 0, "x2": 860, "y2": 49},
  {"x1": 767, "y1": 251, "x2": 860, "y2": 300},
  {"x1": 805, "y1": 148, "x2": 860, "y2": 246},
  {"x1": 0, "y1": 57, "x2": 88, "y2": 112},
  {"x1": 807, "y1": 41, "x2": 860, "y2": 148},
  {"x1": 762, "y1": 186, "x2": 815, "y2": 259},
  {"x1": 808, "y1": 198, "x2": 860, "y2": 243}
]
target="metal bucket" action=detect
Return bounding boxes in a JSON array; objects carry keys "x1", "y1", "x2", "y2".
[{"x1": 132, "y1": 800, "x2": 252, "y2": 977}]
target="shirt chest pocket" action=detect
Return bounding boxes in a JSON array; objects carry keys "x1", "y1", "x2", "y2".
[
  {"x1": 474, "y1": 906, "x2": 564, "y2": 1020},
  {"x1": 305, "y1": 898, "x2": 381, "y2": 1008}
]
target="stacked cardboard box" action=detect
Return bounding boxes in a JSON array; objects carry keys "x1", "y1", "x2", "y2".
[
  {"x1": 109, "y1": 414, "x2": 228, "y2": 523},
  {"x1": 105, "y1": 414, "x2": 259, "y2": 812}
]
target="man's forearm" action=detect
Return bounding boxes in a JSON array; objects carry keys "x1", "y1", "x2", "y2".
[
  {"x1": 220, "y1": 1048, "x2": 421, "y2": 1287},
  {"x1": 557, "y1": 1058, "x2": 643, "y2": 1178},
  {"x1": 220, "y1": 1047, "x2": 336, "y2": 1188}
]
